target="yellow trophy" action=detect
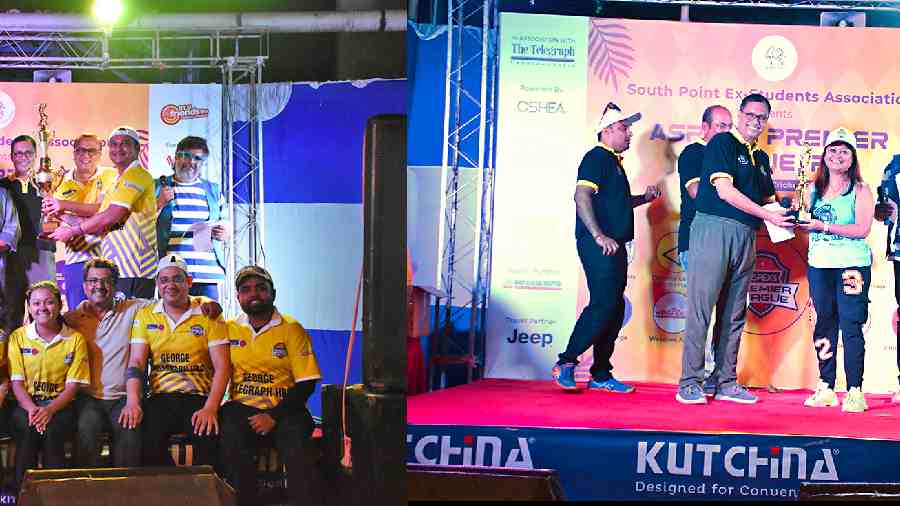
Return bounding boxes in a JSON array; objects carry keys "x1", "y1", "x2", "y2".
[
  {"x1": 789, "y1": 142, "x2": 813, "y2": 224},
  {"x1": 33, "y1": 103, "x2": 66, "y2": 238}
]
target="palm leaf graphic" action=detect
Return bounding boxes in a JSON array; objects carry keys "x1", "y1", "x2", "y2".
[{"x1": 588, "y1": 21, "x2": 635, "y2": 92}]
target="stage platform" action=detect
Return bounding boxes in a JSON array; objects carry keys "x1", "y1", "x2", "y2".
[{"x1": 406, "y1": 379, "x2": 900, "y2": 501}]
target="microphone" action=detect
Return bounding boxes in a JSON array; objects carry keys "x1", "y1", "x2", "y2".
[{"x1": 877, "y1": 171, "x2": 889, "y2": 204}]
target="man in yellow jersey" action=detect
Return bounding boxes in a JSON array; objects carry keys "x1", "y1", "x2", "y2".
[
  {"x1": 50, "y1": 127, "x2": 158, "y2": 298},
  {"x1": 219, "y1": 265, "x2": 323, "y2": 506},
  {"x1": 42, "y1": 134, "x2": 118, "y2": 308},
  {"x1": 121, "y1": 254, "x2": 231, "y2": 466}
]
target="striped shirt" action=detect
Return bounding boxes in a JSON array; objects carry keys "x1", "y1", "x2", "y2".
[
  {"x1": 99, "y1": 160, "x2": 158, "y2": 278},
  {"x1": 54, "y1": 167, "x2": 118, "y2": 265},
  {"x1": 165, "y1": 180, "x2": 226, "y2": 283}
]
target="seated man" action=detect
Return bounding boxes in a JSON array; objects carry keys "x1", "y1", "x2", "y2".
[
  {"x1": 219, "y1": 265, "x2": 323, "y2": 506},
  {"x1": 155, "y1": 136, "x2": 229, "y2": 301},
  {"x1": 120, "y1": 254, "x2": 231, "y2": 466}
]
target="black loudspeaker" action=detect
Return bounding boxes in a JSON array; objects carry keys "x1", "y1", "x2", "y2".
[
  {"x1": 408, "y1": 464, "x2": 565, "y2": 501},
  {"x1": 18, "y1": 465, "x2": 236, "y2": 506},
  {"x1": 799, "y1": 482, "x2": 900, "y2": 501},
  {"x1": 362, "y1": 113, "x2": 407, "y2": 394}
]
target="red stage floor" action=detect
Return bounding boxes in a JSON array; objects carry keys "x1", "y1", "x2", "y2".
[{"x1": 408, "y1": 379, "x2": 900, "y2": 441}]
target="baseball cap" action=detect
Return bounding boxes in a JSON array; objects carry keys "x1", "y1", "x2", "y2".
[
  {"x1": 156, "y1": 254, "x2": 189, "y2": 276},
  {"x1": 824, "y1": 126, "x2": 857, "y2": 151},
  {"x1": 235, "y1": 265, "x2": 274, "y2": 289},
  {"x1": 108, "y1": 126, "x2": 140, "y2": 145},
  {"x1": 595, "y1": 102, "x2": 642, "y2": 134}
]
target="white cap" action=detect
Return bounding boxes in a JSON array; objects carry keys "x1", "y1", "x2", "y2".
[
  {"x1": 156, "y1": 254, "x2": 189, "y2": 276},
  {"x1": 824, "y1": 126, "x2": 857, "y2": 151},
  {"x1": 595, "y1": 103, "x2": 641, "y2": 134},
  {"x1": 108, "y1": 126, "x2": 140, "y2": 145}
]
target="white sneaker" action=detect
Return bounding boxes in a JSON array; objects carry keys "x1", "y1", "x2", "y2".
[
  {"x1": 803, "y1": 381, "x2": 838, "y2": 407},
  {"x1": 892, "y1": 390, "x2": 900, "y2": 404},
  {"x1": 842, "y1": 387, "x2": 867, "y2": 413}
]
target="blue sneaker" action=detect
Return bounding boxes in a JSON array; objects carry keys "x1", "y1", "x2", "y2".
[
  {"x1": 676, "y1": 384, "x2": 707, "y2": 404},
  {"x1": 552, "y1": 363, "x2": 577, "y2": 391},
  {"x1": 714, "y1": 384, "x2": 758, "y2": 404},
  {"x1": 587, "y1": 376, "x2": 635, "y2": 393},
  {"x1": 702, "y1": 377, "x2": 717, "y2": 397}
]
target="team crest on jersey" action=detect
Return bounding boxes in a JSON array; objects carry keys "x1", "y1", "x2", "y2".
[
  {"x1": 191, "y1": 325, "x2": 205, "y2": 337},
  {"x1": 146, "y1": 323, "x2": 164, "y2": 331},
  {"x1": 61, "y1": 189, "x2": 76, "y2": 197},
  {"x1": 737, "y1": 154, "x2": 750, "y2": 165},
  {"x1": 230, "y1": 339, "x2": 247, "y2": 348},
  {"x1": 22, "y1": 348, "x2": 39, "y2": 356},
  {"x1": 272, "y1": 343, "x2": 287, "y2": 359},
  {"x1": 64, "y1": 352, "x2": 74, "y2": 365}
]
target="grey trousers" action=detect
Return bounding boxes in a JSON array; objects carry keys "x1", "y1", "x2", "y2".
[{"x1": 680, "y1": 212, "x2": 756, "y2": 388}]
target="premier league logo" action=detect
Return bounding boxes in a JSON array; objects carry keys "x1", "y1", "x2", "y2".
[
  {"x1": 748, "y1": 251, "x2": 800, "y2": 318},
  {"x1": 272, "y1": 343, "x2": 287, "y2": 359}
]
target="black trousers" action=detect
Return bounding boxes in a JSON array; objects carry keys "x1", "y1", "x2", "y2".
[
  {"x1": 141, "y1": 393, "x2": 217, "y2": 466},
  {"x1": 11, "y1": 403, "x2": 75, "y2": 492},
  {"x1": 74, "y1": 394, "x2": 142, "y2": 467},
  {"x1": 557, "y1": 236, "x2": 628, "y2": 380},
  {"x1": 218, "y1": 401, "x2": 323, "y2": 506},
  {"x1": 116, "y1": 277, "x2": 156, "y2": 299}
]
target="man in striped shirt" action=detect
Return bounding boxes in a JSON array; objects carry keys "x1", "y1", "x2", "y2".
[
  {"x1": 155, "y1": 136, "x2": 229, "y2": 301},
  {"x1": 50, "y1": 127, "x2": 159, "y2": 298}
]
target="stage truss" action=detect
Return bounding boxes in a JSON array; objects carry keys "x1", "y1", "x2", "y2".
[{"x1": 0, "y1": 24, "x2": 268, "y2": 315}]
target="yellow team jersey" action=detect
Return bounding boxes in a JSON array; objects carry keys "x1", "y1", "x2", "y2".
[
  {"x1": 8, "y1": 323, "x2": 90, "y2": 402},
  {"x1": 55, "y1": 166, "x2": 119, "y2": 265},
  {"x1": 227, "y1": 311, "x2": 321, "y2": 410},
  {"x1": 99, "y1": 160, "x2": 158, "y2": 278},
  {"x1": 131, "y1": 297, "x2": 229, "y2": 395}
]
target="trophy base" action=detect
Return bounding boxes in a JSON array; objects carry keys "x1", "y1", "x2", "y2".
[
  {"x1": 786, "y1": 217, "x2": 810, "y2": 225},
  {"x1": 38, "y1": 221, "x2": 59, "y2": 241}
]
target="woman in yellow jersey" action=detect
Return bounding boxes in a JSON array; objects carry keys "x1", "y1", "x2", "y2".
[{"x1": 8, "y1": 281, "x2": 89, "y2": 492}]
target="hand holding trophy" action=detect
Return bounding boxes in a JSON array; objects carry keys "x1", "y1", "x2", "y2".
[
  {"x1": 787, "y1": 142, "x2": 813, "y2": 224},
  {"x1": 33, "y1": 103, "x2": 66, "y2": 239}
]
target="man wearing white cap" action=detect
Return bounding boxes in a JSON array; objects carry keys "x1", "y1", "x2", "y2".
[
  {"x1": 50, "y1": 127, "x2": 158, "y2": 298},
  {"x1": 121, "y1": 253, "x2": 231, "y2": 466},
  {"x1": 552, "y1": 102, "x2": 660, "y2": 393},
  {"x1": 676, "y1": 94, "x2": 793, "y2": 405}
]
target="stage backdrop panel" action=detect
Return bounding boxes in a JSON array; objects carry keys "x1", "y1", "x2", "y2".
[{"x1": 486, "y1": 13, "x2": 900, "y2": 393}]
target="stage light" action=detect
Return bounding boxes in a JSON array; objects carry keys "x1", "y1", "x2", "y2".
[{"x1": 92, "y1": 0, "x2": 124, "y2": 25}]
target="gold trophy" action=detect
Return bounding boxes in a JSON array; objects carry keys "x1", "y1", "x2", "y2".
[
  {"x1": 789, "y1": 142, "x2": 813, "y2": 224},
  {"x1": 33, "y1": 103, "x2": 66, "y2": 238}
]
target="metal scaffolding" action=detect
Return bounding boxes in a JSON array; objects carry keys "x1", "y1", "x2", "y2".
[{"x1": 432, "y1": 0, "x2": 498, "y2": 387}]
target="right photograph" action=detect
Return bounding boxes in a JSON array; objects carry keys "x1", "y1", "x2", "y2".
[{"x1": 406, "y1": 0, "x2": 900, "y2": 501}]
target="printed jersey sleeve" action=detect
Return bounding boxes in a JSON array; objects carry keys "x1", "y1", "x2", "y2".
[
  {"x1": 65, "y1": 333, "x2": 91, "y2": 385},
  {"x1": 7, "y1": 331, "x2": 25, "y2": 382},
  {"x1": 678, "y1": 145, "x2": 703, "y2": 191},
  {"x1": 206, "y1": 316, "x2": 229, "y2": 348},
  {"x1": 287, "y1": 322, "x2": 322, "y2": 383},
  {"x1": 130, "y1": 307, "x2": 151, "y2": 345},
  {"x1": 703, "y1": 134, "x2": 737, "y2": 185},
  {"x1": 575, "y1": 150, "x2": 608, "y2": 193},
  {"x1": 107, "y1": 165, "x2": 153, "y2": 211}
]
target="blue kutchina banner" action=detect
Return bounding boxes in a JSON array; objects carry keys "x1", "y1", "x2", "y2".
[{"x1": 407, "y1": 424, "x2": 900, "y2": 501}]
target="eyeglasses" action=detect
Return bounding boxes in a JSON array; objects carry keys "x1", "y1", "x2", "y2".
[
  {"x1": 12, "y1": 150, "x2": 34, "y2": 159},
  {"x1": 158, "y1": 275, "x2": 186, "y2": 285},
  {"x1": 741, "y1": 110, "x2": 769, "y2": 123},
  {"x1": 74, "y1": 147, "x2": 101, "y2": 157},
  {"x1": 85, "y1": 277, "x2": 114, "y2": 285},
  {"x1": 175, "y1": 151, "x2": 207, "y2": 163}
]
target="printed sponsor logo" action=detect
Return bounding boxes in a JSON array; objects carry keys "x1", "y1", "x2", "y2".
[
  {"x1": 406, "y1": 433, "x2": 534, "y2": 469},
  {"x1": 636, "y1": 441, "x2": 838, "y2": 481},
  {"x1": 654, "y1": 233, "x2": 680, "y2": 273},
  {"x1": 146, "y1": 323, "x2": 164, "y2": 331},
  {"x1": 230, "y1": 339, "x2": 247, "y2": 348},
  {"x1": 509, "y1": 33, "x2": 576, "y2": 66},
  {"x1": 516, "y1": 100, "x2": 566, "y2": 114},
  {"x1": 752, "y1": 35, "x2": 798, "y2": 82},
  {"x1": 21, "y1": 348, "x2": 39, "y2": 356},
  {"x1": 272, "y1": 342, "x2": 287, "y2": 359},
  {"x1": 506, "y1": 328, "x2": 553, "y2": 348},
  {"x1": 160, "y1": 103, "x2": 209, "y2": 125},
  {"x1": 653, "y1": 292, "x2": 687, "y2": 334},
  {"x1": 0, "y1": 90, "x2": 14, "y2": 128},
  {"x1": 190, "y1": 325, "x2": 205, "y2": 337},
  {"x1": 748, "y1": 252, "x2": 799, "y2": 318},
  {"x1": 64, "y1": 352, "x2": 73, "y2": 365}
]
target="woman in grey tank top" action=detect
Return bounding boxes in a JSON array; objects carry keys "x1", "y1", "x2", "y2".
[{"x1": 797, "y1": 127, "x2": 874, "y2": 413}]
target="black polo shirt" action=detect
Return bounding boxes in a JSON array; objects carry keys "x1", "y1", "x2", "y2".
[
  {"x1": 677, "y1": 141, "x2": 704, "y2": 253},
  {"x1": 695, "y1": 132, "x2": 775, "y2": 230},
  {"x1": 574, "y1": 144, "x2": 633, "y2": 243},
  {"x1": 0, "y1": 176, "x2": 55, "y2": 252}
]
